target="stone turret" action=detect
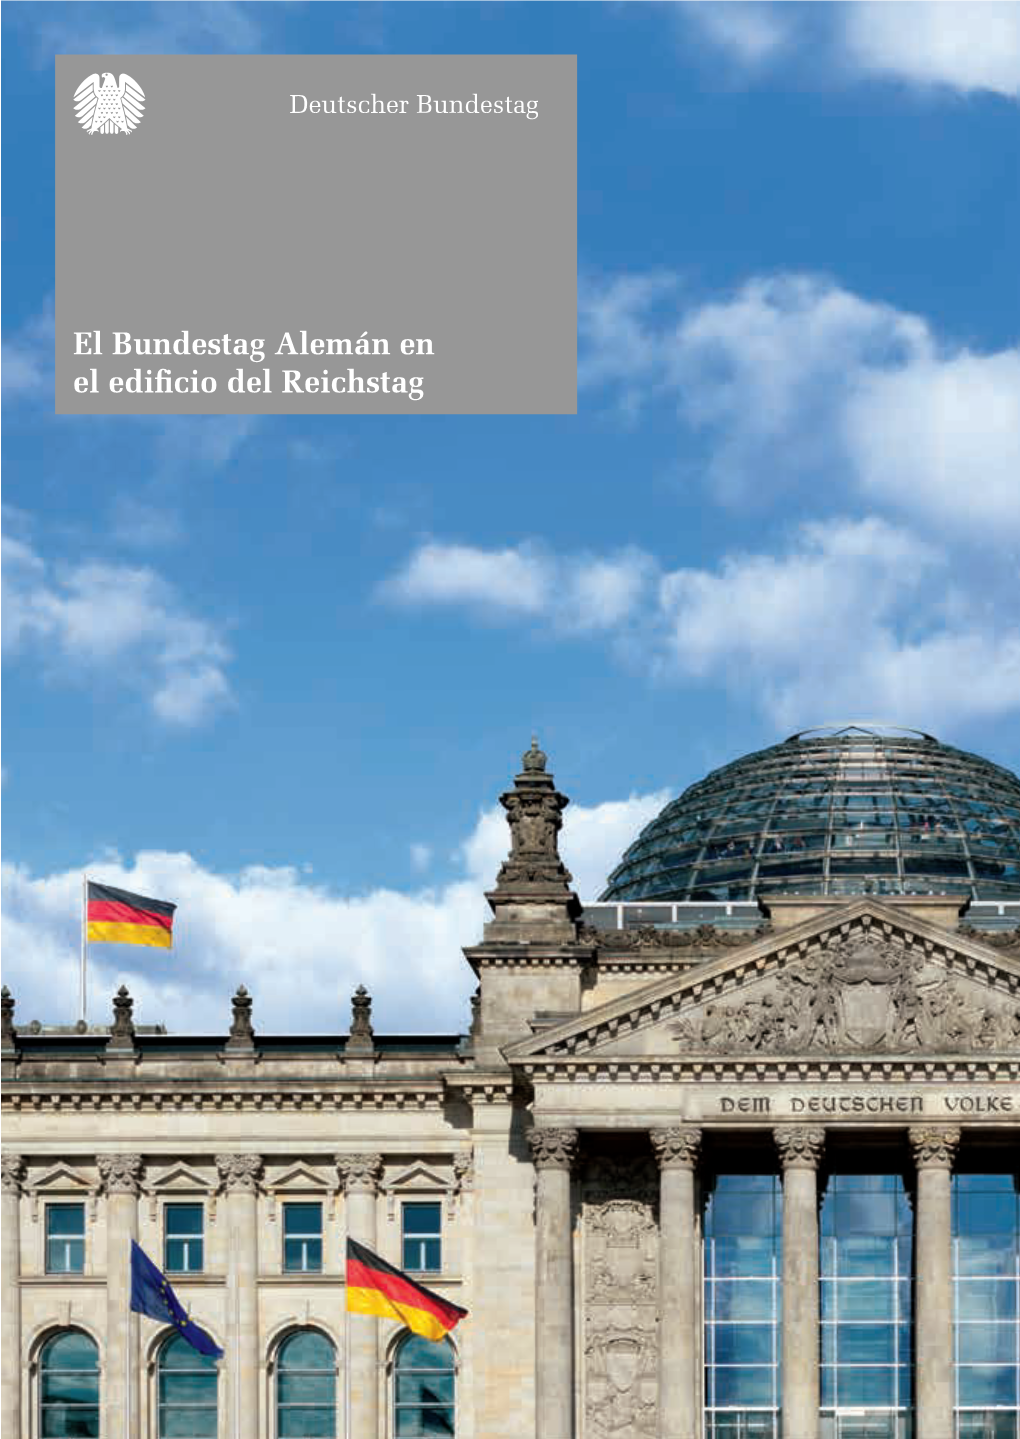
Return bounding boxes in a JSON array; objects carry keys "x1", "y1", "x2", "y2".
[{"x1": 464, "y1": 740, "x2": 593, "y2": 1062}]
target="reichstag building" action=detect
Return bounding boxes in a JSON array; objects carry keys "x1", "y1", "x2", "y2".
[{"x1": 3, "y1": 725, "x2": 1019, "y2": 1439}]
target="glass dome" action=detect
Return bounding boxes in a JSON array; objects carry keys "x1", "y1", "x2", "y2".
[{"x1": 600, "y1": 725, "x2": 1020, "y2": 903}]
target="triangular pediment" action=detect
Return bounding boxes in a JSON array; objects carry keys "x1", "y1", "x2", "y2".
[
  {"x1": 265, "y1": 1161, "x2": 332, "y2": 1191},
  {"x1": 385, "y1": 1163, "x2": 450, "y2": 1193},
  {"x1": 29, "y1": 1162, "x2": 95, "y2": 1193},
  {"x1": 146, "y1": 1161, "x2": 210, "y2": 1192},
  {"x1": 506, "y1": 899, "x2": 1020, "y2": 1063}
]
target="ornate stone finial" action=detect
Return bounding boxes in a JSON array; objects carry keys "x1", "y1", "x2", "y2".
[
  {"x1": 1, "y1": 1153, "x2": 25, "y2": 1195},
  {"x1": 527, "y1": 1127, "x2": 579, "y2": 1171},
  {"x1": 336, "y1": 1153, "x2": 383, "y2": 1194},
  {"x1": 225, "y1": 985, "x2": 256, "y2": 1052},
  {"x1": 909, "y1": 1126, "x2": 961, "y2": 1170},
  {"x1": 215, "y1": 1153, "x2": 263, "y2": 1193},
  {"x1": 650, "y1": 1126, "x2": 702, "y2": 1171},
  {"x1": 522, "y1": 736, "x2": 547, "y2": 773},
  {"x1": 346, "y1": 984, "x2": 375, "y2": 1055},
  {"x1": 1, "y1": 987, "x2": 16, "y2": 1053},
  {"x1": 108, "y1": 985, "x2": 136, "y2": 1050},
  {"x1": 97, "y1": 1153, "x2": 144, "y2": 1195},
  {"x1": 774, "y1": 1126, "x2": 826, "y2": 1170},
  {"x1": 491, "y1": 740, "x2": 575, "y2": 898}
]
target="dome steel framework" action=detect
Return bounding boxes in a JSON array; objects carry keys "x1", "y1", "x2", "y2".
[{"x1": 600, "y1": 726, "x2": 1020, "y2": 903}]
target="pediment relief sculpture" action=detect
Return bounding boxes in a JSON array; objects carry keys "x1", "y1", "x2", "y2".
[{"x1": 668, "y1": 933, "x2": 1020, "y2": 1055}]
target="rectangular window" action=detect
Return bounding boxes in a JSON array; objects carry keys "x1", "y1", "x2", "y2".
[
  {"x1": 953, "y1": 1172, "x2": 1019, "y2": 1437},
  {"x1": 164, "y1": 1202, "x2": 204, "y2": 1273},
  {"x1": 402, "y1": 1202, "x2": 442, "y2": 1273},
  {"x1": 283, "y1": 1202, "x2": 323, "y2": 1273},
  {"x1": 820, "y1": 1172, "x2": 913, "y2": 1428},
  {"x1": 703, "y1": 1173, "x2": 780, "y2": 1439},
  {"x1": 46, "y1": 1202, "x2": 85, "y2": 1274}
]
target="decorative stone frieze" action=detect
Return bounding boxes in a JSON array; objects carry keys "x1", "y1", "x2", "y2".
[
  {"x1": 224, "y1": 986, "x2": 255, "y2": 1052},
  {"x1": 582, "y1": 1171, "x2": 659, "y2": 1439},
  {"x1": 774, "y1": 1125, "x2": 826, "y2": 1169},
  {"x1": 1, "y1": 1154, "x2": 24, "y2": 1194},
  {"x1": 215, "y1": 1152, "x2": 263, "y2": 1192},
  {"x1": 909, "y1": 1125, "x2": 962, "y2": 1169},
  {"x1": 649, "y1": 1125, "x2": 701, "y2": 1170},
  {"x1": 670, "y1": 931, "x2": 1020, "y2": 1055},
  {"x1": 336, "y1": 1153, "x2": 383, "y2": 1194},
  {"x1": 452, "y1": 1150, "x2": 474, "y2": 1195},
  {"x1": 579, "y1": 921, "x2": 768, "y2": 951},
  {"x1": 97, "y1": 1153, "x2": 144, "y2": 1195},
  {"x1": 527, "y1": 1126, "x2": 579, "y2": 1171}
]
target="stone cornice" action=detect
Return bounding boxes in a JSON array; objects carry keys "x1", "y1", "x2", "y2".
[
  {"x1": 519, "y1": 1055, "x2": 1020, "y2": 1084},
  {"x1": 2, "y1": 1079, "x2": 451, "y2": 1114},
  {"x1": 464, "y1": 945, "x2": 596, "y2": 974}
]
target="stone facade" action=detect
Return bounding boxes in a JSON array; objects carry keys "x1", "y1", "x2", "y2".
[{"x1": 2, "y1": 742, "x2": 1019, "y2": 1438}]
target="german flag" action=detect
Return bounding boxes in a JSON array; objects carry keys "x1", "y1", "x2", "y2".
[
  {"x1": 346, "y1": 1239, "x2": 467, "y2": 1341},
  {"x1": 86, "y1": 881, "x2": 176, "y2": 949}
]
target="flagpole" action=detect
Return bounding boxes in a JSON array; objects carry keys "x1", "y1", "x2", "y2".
[
  {"x1": 80, "y1": 873, "x2": 88, "y2": 1025},
  {"x1": 344, "y1": 1290, "x2": 351, "y2": 1439}
]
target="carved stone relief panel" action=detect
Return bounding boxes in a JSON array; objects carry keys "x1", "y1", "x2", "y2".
[{"x1": 581, "y1": 1152, "x2": 659, "y2": 1439}]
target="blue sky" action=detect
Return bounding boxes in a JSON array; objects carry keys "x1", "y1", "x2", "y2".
[{"x1": 3, "y1": 1, "x2": 1019, "y2": 1034}]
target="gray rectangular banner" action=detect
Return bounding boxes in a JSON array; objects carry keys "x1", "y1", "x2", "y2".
[{"x1": 55, "y1": 54, "x2": 576, "y2": 415}]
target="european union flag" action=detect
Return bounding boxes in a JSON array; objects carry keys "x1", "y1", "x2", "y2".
[{"x1": 130, "y1": 1241, "x2": 223, "y2": 1358}]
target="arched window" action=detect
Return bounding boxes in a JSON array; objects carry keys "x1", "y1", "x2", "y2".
[
  {"x1": 40, "y1": 1329, "x2": 100, "y2": 1437},
  {"x1": 393, "y1": 1334, "x2": 455, "y2": 1436},
  {"x1": 157, "y1": 1333, "x2": 218, "y2": 1438},
  {"x1": 276, "y1": 1329, "x2": 337, "y2": 1437}
]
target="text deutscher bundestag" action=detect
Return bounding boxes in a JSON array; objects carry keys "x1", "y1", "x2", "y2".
[{"x1": 72, "y1": 331, "x2": 433, "y2": 402}]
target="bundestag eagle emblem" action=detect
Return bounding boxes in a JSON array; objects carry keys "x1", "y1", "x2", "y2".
[{"x1": 74, "y1": 73, "x2": 145, "y2": 135}]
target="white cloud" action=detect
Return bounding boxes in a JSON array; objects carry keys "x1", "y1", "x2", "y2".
[
  {"x1": 0, "y1": 791, "x2": 669, "y2": 1034},
  {"x1": 410, "y1": 843, "x2": 433, "y2": 874},
  {"x1": 580, "y1": 271, "x2": 1020, "y2": 536},
  {"x1": 842, "y1": 2, "x2": 1020, "y2": 100},
  {"x1": 19, "y1": 2, "x2": 263, "y2": 63},
  {"x1": 2, "y1": 299, "x2": 54, "y2": 399},
  {"x1": 385, "y1": 519, "x2": 1020, "y2": 732},
  {"x1": 677, "y1": 1, "x2": 1020, "y2": 101},
  {"x1": 382, "y1": 541, "x2": 654, "y2": 633},
  {"x1": 2, "y1": 535, "x2": 232, "y2": 727},
  {"x1": 681, "y1": 2, "x2": 793, "y2": 67}
]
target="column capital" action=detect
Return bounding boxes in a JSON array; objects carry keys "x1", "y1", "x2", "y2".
[
  {"x1": 335, "y1": 1152, "x2": 383, "y2": 1194},
  {"x1": 215, "y1": 1152, "x2": 263, "y2": 1192},
  {"x1": 774, "y1": 1125, "x2": 826, "y2": 1170},
  {"x1": 1, "y1": 1153, "x2": 25, "y2": 1195},
  {"x1": 650, "y1": 1125, "x2": 701, "y2": 1171},
  {"x1": 527, "y1": 1126, "x2": 579, "y2": 1171},
  {"x1": 97, "y1": 1153, "x2": 144, "y2": 1195},
  {"x1": 909, "y1": 1125, "x2": 961, "y2": 1170}
]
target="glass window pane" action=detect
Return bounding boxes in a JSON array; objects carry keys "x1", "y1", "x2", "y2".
[
  {"x1": 41, "y1": 1405, "x2": 100, "y2": 1438},
  {"x1": 957, "y1": 1234, "x2": 1016, "y2": 1275},
  {"x1": 403, "y1": 1203, "x2": 442, "y2": 1235},
  {"x1": 279, "y1": 1331, "x2": 335, "y2": 1369},
  {"x1": 159, "y1": 1405, "x2": 218, "y2": 1438},
  {"x1": 957, "y1": 1280, "x2": 1017, "y2": 1321},
  {"x1": 712, "y1": 1365, "x2": 774, "y2": 1406},
  {"x1": 396, "y1": 1336, "x2": 454, "y2": 1371},
  {"x1": 712, "y1": 1323, "x2": 773, "y2": 1364},
  {"x1": 711, "y1": 1281, "x2": 774, "y2": 1321},
  {"x1": 165, "y1": 1205, "x2": 203, "y2": 1236},
  {"x1": 836, "y1": 1280, "x2": 896, "y2": 1320},
  {"x1": 277, "y1": 1407, "x2": 336, "y2": 1438},
  {"x1": 42, "y1": 1333, "x2": 99, "y2": 1371},
  {"x1": 47, "y1": 1205, "x2": 85, "y2": 1237},
  {"x1": 283, "y1": 1203, "x2": 321, "y2": 1234},
  {"x1": 957, "y1": 1364, "x2": 1019, "y2": 1406},
  {"x1": 837, "y1": 1365, "x2": 897, "y2": 1405},
  {"x1": 277, "y1": 1371, "x2": 336, "y2": 1405},
  {"x1": 837, "y1": 1323, "x2": 896, "y2": 1363}
]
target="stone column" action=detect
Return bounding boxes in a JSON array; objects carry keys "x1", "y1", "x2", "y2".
[
  {"x1": 98, "y1": 1154, "x2": 144, "y2": 1437},
  {"x1": 527, "y1": 1127, "x2": 579, "y2": 1439},
  {"x1": 774, "y1": 1126, "x2": 825, "y2": 1439},
  {"x1": 650, "y1": 1126, "x2": 702, "y2": 1439},
  {"x1": 216, "y1": 1153, "x2": 263, "y2": 1439},
  {"x1": 910, "y1": 1126, "x2": 960, "y2": 1439},
  {"x1": 1, "y1": 1155, "x2": 24, "y2": 1438},
  {"x1": 337, "y1": 1154, "x2": 384, "y2": 1439}
]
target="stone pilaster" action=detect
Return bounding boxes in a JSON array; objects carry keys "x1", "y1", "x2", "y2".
[
  {"x1": 216, "y1": 1153, "x2": 262, "y2": 1439},
  {"x1": 1, "y1": 1154, "x2": 24, "y2": 1438},
  {"x1": 337, "y1": 1153, "x2": 384, "y2": 1439},
  {"x1": 650, "y1": 1127, "x2": 701, "y2": 1439},
  {"x1": 774, "y1": 1126, "x2": 825, "y2": 1439},
  {"x1": 528, "y1": 1127, "x2": 579, "y2": 1439},
  {"x1": 910, "y1": 1125, "x2": 961, "y2": 1439},
  {"x1": 98, "y1": 1153, "x2": 143, "y2": 1437}
]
